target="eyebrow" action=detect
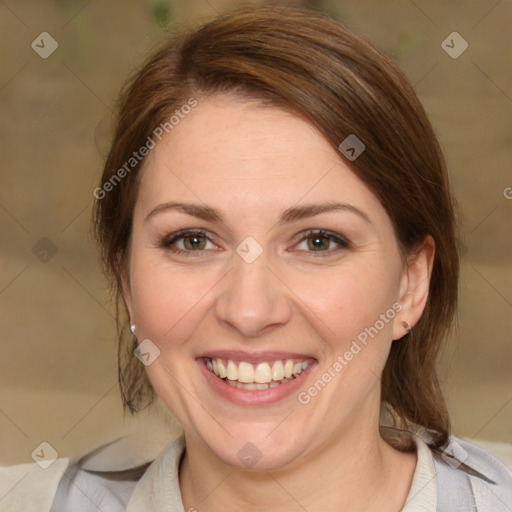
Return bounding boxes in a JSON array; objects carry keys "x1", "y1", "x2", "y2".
[{"x1": 144, "y1": 201, "x2": 372, "y2": 225}]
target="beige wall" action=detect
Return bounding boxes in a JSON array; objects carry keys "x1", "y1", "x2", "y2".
[{"x1": 1, "y1": 0, "x2": 511, "y2": 465}]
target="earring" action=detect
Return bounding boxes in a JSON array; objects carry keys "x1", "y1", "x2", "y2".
[
  {"x1": 401, "y1": 321, "x2": 412, "y2": 333},
  {"x1": 130, "y1": 324, "x2": 136, "y2": 335}
]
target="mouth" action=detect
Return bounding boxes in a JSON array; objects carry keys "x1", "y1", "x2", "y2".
[
  {"x1": 197, "y1": 351, "x2": 317, "y2": 406},
  {"x1": 202, "y1": 357, "x2": 313, "y2": 390}
]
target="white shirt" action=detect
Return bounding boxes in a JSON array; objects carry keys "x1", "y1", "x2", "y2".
[
  {"x1": 125, "y1": 426, "x2": 437, "y2": 512},
  {"x1": 2, "y1": 425, "x2": 511, "y2": 511}
]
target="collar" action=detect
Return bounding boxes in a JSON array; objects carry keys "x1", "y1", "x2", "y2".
[
  {"x1": 125, "y1": 427, "x2": 436, "y2": 512},
  {"x1": 125, "y1": 433, "x2": 186, "y2": 512}
]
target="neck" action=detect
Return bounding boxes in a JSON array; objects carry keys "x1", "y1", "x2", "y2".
[{"x1": 179, "y1": 413, "x2": 417, "y2": 512}]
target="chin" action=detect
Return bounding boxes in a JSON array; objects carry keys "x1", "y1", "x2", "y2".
[{"x1": 198, "y1": 422, "x2": 309, "y2": 471}]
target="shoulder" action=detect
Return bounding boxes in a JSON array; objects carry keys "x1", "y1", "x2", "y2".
[
  {"x1": 0, "y1": 428, "x2": 179, "y2": 512},
  {"x1": 430, "y1": 434, "x2": 512, "y2": 512},
  {"x1": 0, "y1": 456, "x2": 69, "y2": 512},
  {"x1": 382, "y1": 424, "x2": 512, "y2": 511}
]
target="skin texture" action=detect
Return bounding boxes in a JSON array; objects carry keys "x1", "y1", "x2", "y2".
[{"x1": 122, "y1": 94, "x2": 435, "y2": 511}]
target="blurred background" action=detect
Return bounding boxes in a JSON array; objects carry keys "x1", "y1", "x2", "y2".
[{"x1": 0, "y1": 0, "x2": 511, "y2": 465}]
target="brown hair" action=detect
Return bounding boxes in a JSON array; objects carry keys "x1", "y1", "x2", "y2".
[{"x1": 93, "y1": 5, "x2": 459, "y2": 449}]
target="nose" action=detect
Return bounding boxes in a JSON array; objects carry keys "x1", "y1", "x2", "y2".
[{"x1": 214, "y1": 249, "x2": 292, "y2": 338}]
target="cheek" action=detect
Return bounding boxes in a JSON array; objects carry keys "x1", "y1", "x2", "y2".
[
  {"x1": 129, "y1": 253, "x2": 215, "y2": 343},
  {"x1": 300, "y1": 270, "x2": 399, "y2": 396},
  {"x1": 289, "y1": 262, "x2": 398, "y2": 348}
]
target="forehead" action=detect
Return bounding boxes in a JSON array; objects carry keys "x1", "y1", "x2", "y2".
[{"x1": 135, "y1": 95, "x2": 384, "y2": 223}]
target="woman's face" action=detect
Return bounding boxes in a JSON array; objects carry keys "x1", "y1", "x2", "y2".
[{"x1": 123, "y1": 94, "x2": 430, "y2": 470}]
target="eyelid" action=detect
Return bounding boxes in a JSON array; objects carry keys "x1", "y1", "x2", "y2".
[
  {"x1": 159, "y1": 229, "x2": 216, "y2": 249},
  {"x1": 292, "y1": 229, "x2": 351, "y2": 253},
  {"x1": 158, "y1": 228, "x2": 350, "y2": 256}
]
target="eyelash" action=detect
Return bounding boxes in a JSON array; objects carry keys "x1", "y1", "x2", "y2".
[{"x1": 158, "y1": 229, "x2": 350, "y2": 257}]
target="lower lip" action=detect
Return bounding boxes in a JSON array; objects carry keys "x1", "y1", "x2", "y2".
[{"x1": 197, "y1": 359, "x2": 316, "y2": 406}]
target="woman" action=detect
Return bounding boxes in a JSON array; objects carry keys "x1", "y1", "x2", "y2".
[{"x1": 2, "y1": 5, "x2": 511, "y2": 511}]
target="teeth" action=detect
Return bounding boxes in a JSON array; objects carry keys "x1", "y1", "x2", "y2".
[
  {"x1": 271, "y1": 360, "x2": 284, "y2": 381},
  {"x1": 205, "y1": 357, "x2": 312, "y2": 386},
  {"x1": 217, "y1": 360, "x2": 227, "y2": 379},
  {"x1": 238, "y1": 362, "x2": 254, "y2": 383},
  {"x1": 284, "y1": 360, "x2": 294, "y2": 378},
  {"x1": 226, "y1": 360, "x2": 237, "y2": 380},
  {"x1": 254, "y1": 363, "x2": 272, "y2": 383},
  {"x1": 225, "y1": 377, "x2": 294, "y2": 389}
]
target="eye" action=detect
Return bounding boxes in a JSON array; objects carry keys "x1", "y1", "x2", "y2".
[
  {"x1": 293, "y1": 229, "x2": 350, "y2": 255},
  {"x1": 159, "y1": 229, "x2": 217, "y2": 256},
  {"x1": 158, "y1": 228, "x2": 350, "y2": 257}
]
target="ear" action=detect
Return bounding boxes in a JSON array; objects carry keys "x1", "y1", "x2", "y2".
[{"x1": 392, "y1": 235, "x2": 435, "y2": 340}]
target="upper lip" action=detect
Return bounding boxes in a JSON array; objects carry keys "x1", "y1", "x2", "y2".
[{"x1": 197, "y1": 350, "x2": 316, "y2": 364}]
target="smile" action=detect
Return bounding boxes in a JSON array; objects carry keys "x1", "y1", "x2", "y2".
[{"x1": 203, "y1": 357, "x2": 313, "y2": 390}]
